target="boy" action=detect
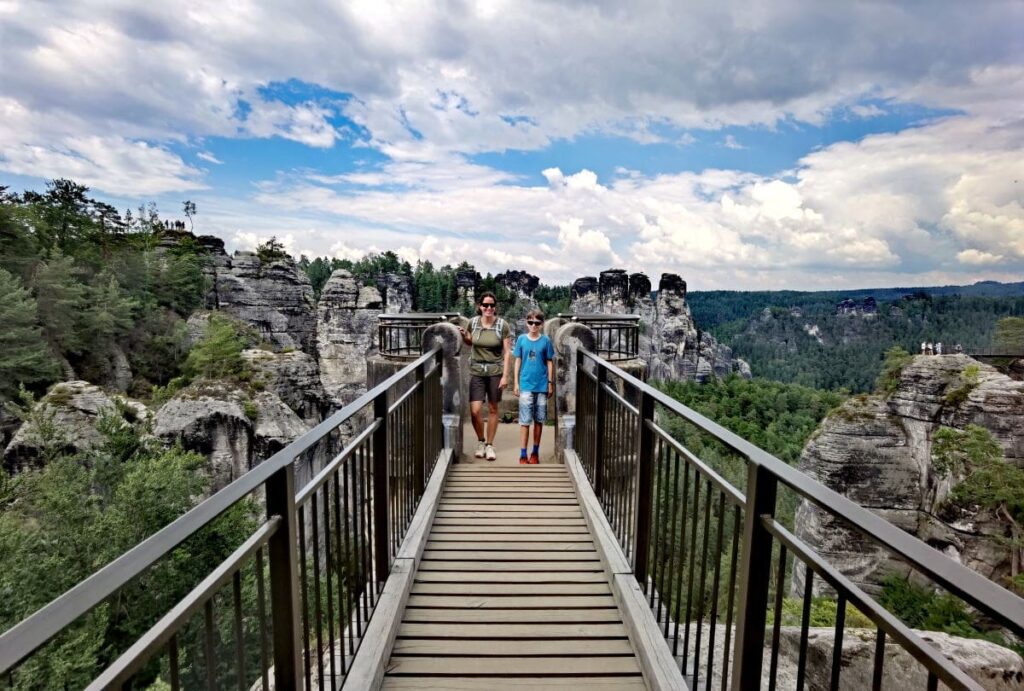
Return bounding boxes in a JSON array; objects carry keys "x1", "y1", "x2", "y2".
[{"x1": 512, "y1": 309, "x2": 555, "y2": 464}]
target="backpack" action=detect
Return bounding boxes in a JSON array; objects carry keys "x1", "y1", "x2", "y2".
[{"x1": 469, "y1": 315, "x2": 507, "y2": 344}]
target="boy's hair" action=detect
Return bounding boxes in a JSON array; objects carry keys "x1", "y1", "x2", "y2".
[
  {"x1": 526, "y1": 309, "x2": 545, "y2": 322},
  {"x1": 477, "y1": 291, "x2": 497, "y2": 305}
]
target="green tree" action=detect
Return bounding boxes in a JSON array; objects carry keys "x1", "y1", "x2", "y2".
[
  {"x1": 994, "y1": 317, "x2": 1024, "y2": 355},
  {"x1": 255, "y1": 236, "x2": 289, "y2": 264},
  {"x1": 182, "y1": 200, "x2": 196, "y2": 231},
  {"x1": 29, "y1": 250, "x2": 89, "y2": 355},
  {"x1": 875, "y1": 345, "x2": 913, "y2": 394},
  {"x1": 934, "y1": 424, "x2": 1024, "y2": 579},
  {"x1": 181, "y1": 314, "x2": 253, "y2": 382},
  {"x1": 0, "y1": 269, "x2": 58, "y2": 398}
]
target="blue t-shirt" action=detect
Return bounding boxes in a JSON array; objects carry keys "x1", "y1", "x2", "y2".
[{"x1": 513, "y1": 334, "x2": 555, "y2": 392}]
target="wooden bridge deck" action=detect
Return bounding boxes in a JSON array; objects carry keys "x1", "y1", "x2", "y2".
[{"x1": 380, "y1": 464, "x2": 648, "y2": 690}]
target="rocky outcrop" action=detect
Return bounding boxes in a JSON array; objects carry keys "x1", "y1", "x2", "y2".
[
  {"x1": 316, "y1": 270, "x2": 383, "y2": 407},
  {"x1": 795, "y1": 355, "x2": 1024, "y2": 593},
  {"x1": 153, "y1": 380, "x2": 308, "y2": 491},
  {"x1": 455, "y1": 268, "x2": 480, "y2": 307},
  {"x1": 242, "y1": 349, "x2": 332, "y2": 424},
  {"x1": 3, "y1": 381, "x2": 149, "y2": 473},
  {"x1": 377, "y1": 273, "x2": 413, "y2": 314},
  {"x1": 836, "y1": 297, "x2": 878, "y2": 316},
  {"x1": 213, "y1": 252, "x2": 317, "y2": 354},
  {"x1": 495, "y1": 270, "x2": 539, "y2": 303}
]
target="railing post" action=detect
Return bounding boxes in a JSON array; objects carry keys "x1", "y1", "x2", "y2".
[
  {"x1": 594, "y1": 362, "x2": 607, "y2": 497},
  {"x1": 413, "y1": 359, "x2": 426, "y2": 498},
  {"x1": 264, "y1": 463, "x2": 302, "y2": 690},
  {"x1": 372, "y1": 390, "x2": 391, "y2": 583},
  {"x1": 633, "y1": 389, "x2": 656, "y2": 584},
  {"x1": 731, "y1": 462, "x2": 778, "y2": 690}
]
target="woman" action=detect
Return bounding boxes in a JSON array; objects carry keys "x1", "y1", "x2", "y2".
[{"x1": 458, "y1": 292, "x2": 514, "y2": 461}]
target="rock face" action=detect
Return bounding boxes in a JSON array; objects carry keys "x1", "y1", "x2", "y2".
[
  {"x1": 455, "y1": 268, "x2": 480, "y2": 307},
  {"x1": 377, "y1": 273, "x2": 413, "y2": 314},
  {"x1": 316, "y1": 270, "x2": 383, "y2": 407},
  {"x1": 495, "y1": 270, "x2": 539, "y2": 303},
  {"x1": 153, "y1": 381, "x2": 309, "y2": 491},
  {"x1": 3, "y1": 381, "x2": 149, "y2": 473},
  {"x1": 212, "y1": 251, "x2": 317, "y2": 354},
  {"x1": 794, "y1": 355, "x2": 1024, "y2": 594},
  {"x1": 242, "y1": 349, "x2": 332, "y2": 424},
  {"x1": 570, "y1": 269, "x2": 749, "y2": 383}
]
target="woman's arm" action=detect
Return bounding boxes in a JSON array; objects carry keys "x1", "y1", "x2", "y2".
[{"x1": 499, "y1": 334, "x2": 513, "y2": 389}]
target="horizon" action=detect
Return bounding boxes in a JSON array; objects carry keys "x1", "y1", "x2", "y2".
[{"x1": 2, "y1": 1, "x2": 1022, "y2": 291}]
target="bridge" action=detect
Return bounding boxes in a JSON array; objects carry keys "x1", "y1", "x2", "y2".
[{"x1": 2, "y1": 321, "x2": 1023, "y2": 690}]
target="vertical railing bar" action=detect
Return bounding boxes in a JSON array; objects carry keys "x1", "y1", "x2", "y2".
[
  {"x1": 204, "y1": 599, "x2": 216, "y2": 691},
  {"x1": 340, "y1": 457, "x2": 356, "y2": 662},
  {"x1": 634, "y1": 390, "x2": 656, "y2": 583},
  {"x1": 331, "y1": 472, "x2": 348, "y2": 675},
  {"x1": 169, "y1": 633, "x2": 181, "y2": 691},
  {"x1": 830, "y1": 594, "x2": 846, "y2": 691},
  {"x1": 372, "y1": 390, "x2": 390, "y2": 587},
  {"x1": 311, "y1": 493, "x2": 325, "y2": 691},
  {"x1": 265, "y1": 462, "x2": 302, "y2": 691},
  {"x1": 353, "y1": 446, "x2": 366, "y2": 646},
  {"x1": 721, "y1": 504, "x2": 740, "y2": 691},
  {"x1": 768, "y1": 545, "x2": 787, "y2": 691},
  {"x1": 795, "y1": 567, "x2": 814, "y2": 691},
  {"x1": 872, "y1": 629, "x2": 886, "y2": 691},
  {"x1": 681, "y1": 469, "x2": 702, "y2": 673},
  {"x1": 662, "y1": 447, "x2": 682, "y2": 635},
  {"x1": 255, "y1": 549, "x2": 269, "y2": 691},
  {"x1": 414, "y1": 361, "x2": 426, "y2": 503},
  {"x1": 706, "y1": 489, "x2": 727, "y2": 691},
  {"x1": 650, "y1": 439, "x2": 667, "y2": 604},
  {"x1": 322, "y1": 483, "x2": 338, "y2": 691},
  {"x1": 298, "y1": 505, "x2": 312, "y2": 688},
  {"x1": 672, "y1": 461, "x2": 691, "y2": 657},
  {"x1": 232, "y1": 570, "x2": 246, "y2": 691},
  {"x1": 731, "y1": 462, "x2": 778, "y2": 689},
  {"x1": 927, "y1": 671, "x2": 939, "y2": 691},
  {"x1": 693, "y1": 477, "x2": 713, "y2": 680}
]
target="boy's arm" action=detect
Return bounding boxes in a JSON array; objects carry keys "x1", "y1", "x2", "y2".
[
  {"x1": 514, "y1": 357, "x2": 522, "y2": 396},
  {"x1": 546, "y1": 358, "x2": 554, "y2": 395}
]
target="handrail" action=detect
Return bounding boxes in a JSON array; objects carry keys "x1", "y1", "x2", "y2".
[
  {"x1": 0, "y1": 346, "x2": 443, "y2": 676},
  {"x1": 579, "y1": 348, "x2": 1024, "y2": 634}
]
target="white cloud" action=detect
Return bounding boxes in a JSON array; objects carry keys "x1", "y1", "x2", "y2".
[
  {"x1": 958, "y1": 249, "x2": 1005, "y2": 265},
  {"x1": 197, "y1": 151, "x2": 223, "y2": 164},
  {"x1": 722, "y1": 135, "x2": 744, "y2": 150}
]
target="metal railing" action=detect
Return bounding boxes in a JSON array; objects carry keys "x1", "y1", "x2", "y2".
[
  {"x1": 575, "y1": 348, "x2": 1024, "y2": 690},
  {"x1": 0, "y1": 347, "x2": 445, "y2": 690},
  {"x1": 559, "y1": 313, "x2": 640, "y2": 361},
  {"x1": 378, "y1": 314, "x2": 458, "y2": 359}
]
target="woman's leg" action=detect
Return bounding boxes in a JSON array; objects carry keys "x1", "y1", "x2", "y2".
[
  {"x1": 486, "y1": 400, "x2": 500, "y2": 444},
  {"x1": 470, "y1": 400, "x2": 484, "y2": 440}
]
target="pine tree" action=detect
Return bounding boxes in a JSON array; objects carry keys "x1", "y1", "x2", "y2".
[
  {"x1": 0, "y1": 269, "x2": 58, "y2": 398},
  {"x1": 30, "y1": 250, "x2": 89, "y2": 355}
]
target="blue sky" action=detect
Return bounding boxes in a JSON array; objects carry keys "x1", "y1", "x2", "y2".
[{"x1": 1, "y1": 1, "x2": 1022, "y2": 289}]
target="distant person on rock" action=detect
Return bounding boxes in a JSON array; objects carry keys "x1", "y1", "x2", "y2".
[
  {"x1": 458, "y1": 292, "x2": 513, "y2": 461},
  {"x1": 513, "y1": 309, "x2": 555, "y2": 465}
]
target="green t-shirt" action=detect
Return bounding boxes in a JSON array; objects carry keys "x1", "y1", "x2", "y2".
[{"x1": 470, "y1": 318, "x2": 514, "y2": 376}]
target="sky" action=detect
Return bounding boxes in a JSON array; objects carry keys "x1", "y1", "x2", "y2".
[{"x1": 1, "y1": 1, "x2": 1022, "y2": 290}]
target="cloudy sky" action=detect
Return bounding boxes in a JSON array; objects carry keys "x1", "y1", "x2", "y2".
[{"x1": 1, "y1": 1, "x2": 1022, "y2": 290}]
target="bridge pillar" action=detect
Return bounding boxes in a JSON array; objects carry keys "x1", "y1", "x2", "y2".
[
  {"x1": 553, "y1": 321, "x2": 596, "y2": 460},
  {"x1": 422, "y1": 322, "x2": 464, "y2": 459}
]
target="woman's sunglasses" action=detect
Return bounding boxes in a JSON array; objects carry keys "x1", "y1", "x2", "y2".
[{"x1": 481, "y1": 303, "x2": 496, "y2": 309}]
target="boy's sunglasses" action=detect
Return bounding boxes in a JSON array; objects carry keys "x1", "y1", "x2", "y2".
[
  {"x1": 526, "y1": 320, "x2": 542, "y2": 325},
  {"x1": 480, "y1": 303, "x2": 496, "y2": 308}
]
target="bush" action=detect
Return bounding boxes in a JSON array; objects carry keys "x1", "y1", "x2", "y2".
[
  {"x1": 780, "y1": 596, "x2": 874, "y2": 628},
  {"x1": 875, "y1": 345, "x2": 913, "y2": 395},
  {"x1": 181, "y1": 314, "x2": 253, "y2": 382}
]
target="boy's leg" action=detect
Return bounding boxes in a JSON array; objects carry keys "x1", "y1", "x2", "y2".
[{"x1": 519, "y1": 391, "x2": 533, "y2": 462}]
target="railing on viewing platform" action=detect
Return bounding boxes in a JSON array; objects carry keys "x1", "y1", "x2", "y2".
[
  {"x1": 573, "y1": 347, "x2": 1024, "y2": 690},
  {"x1": 0, "y1": 348, "x2": 446, "y2": 690},
  {"x1": 378, "y1": 313, "x2": 459, "y2": 359},
  {"x1": 559, "y1": 313, "x2": 640, "y2": 361}
]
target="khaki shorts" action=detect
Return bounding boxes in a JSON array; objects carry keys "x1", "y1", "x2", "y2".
[{"x1": 469, "y1": 374, "x2": 502, "y2": 403}]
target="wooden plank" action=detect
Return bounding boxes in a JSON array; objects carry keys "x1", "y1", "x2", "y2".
[
  {"x1": 390, "y1": 638, "x2": 635, "y2": 656},
  {"x1": 431, "y1": 517, "x2": 586, "y2": 526},
  {"x1": 425, "y1": 541, "x2": 595, "y2": 551},
  {"x1": 386, "y1": 656, "x2": 641, "y2": 675},
  {"x1": 428, "y1": 534, "x2": 593, "y2": 542},
  {"x1": 381, "y1": 676, "x2": 647, "y2": 690},
  {"x1": 439, "y1": 498, "x2": 579, "y2": 505},
  {"x1": 401, "y1": 608, "x2": 622, "y2": 624},
  {"x1": 416, "y1": 561, "x2": 603, "y2": 572},
  {"x1": 430, "y1": 526, "x2": 591, "y2": 535},
  {"x1": 396, "y1": 622, "x2": 627, "y2": 638},
  {"x1": 434, "y1": 508, "x2": 583, "y2": 515},
  {"x1": 414, "y1": 571, "x2": 608, "y2": 583},
  {"x1": 411, "y1": 583, "x2": 611, "y2": 596},
  {"x1": 405, "y1": 594, "x2": 616, "y2": 608},
  {"x1": 422, "y1": 550, "x2": 598, "y2": 561}
]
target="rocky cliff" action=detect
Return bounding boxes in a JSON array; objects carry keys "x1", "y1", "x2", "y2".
[
  {"x1": 317, "y1": 269, "x2": 383, "y2": 407},
  {"x1": 794, "y1": 354, "x2": 1024, "y2": 594},
  {"x1": 569, "y1": 269, "x2": 750, "y2": 382}
]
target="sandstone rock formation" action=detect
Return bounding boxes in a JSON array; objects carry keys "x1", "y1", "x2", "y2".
[
  {"x1": 3, "y1": 381, "x2": 149, "y2": 473},
  {"x1": 153, "y1": 380, "x2": 309, "y2": 491},
  {"x1": 495, "y1": 270, "x2": 539, "y2": 304},
  {"x1": 316, "y1": 270, "x2": 383, "y2": 407},
  {"x1": 242, "y1": 348, "x2": 332, "y2": 424},
  {"x1": 569, "y1": 269, "x2": 749, "y2": 383},
  {"x1": 794, "y1": 355, "x2": 1024, "y2": 593},
  {"x1": 455, "y1": 268, "x2": 480, "y2": 307},
  {"x1": 377, "y1": 273, "x2": 414, "y2": 314}
]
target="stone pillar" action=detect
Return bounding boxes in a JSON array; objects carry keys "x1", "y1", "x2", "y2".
[
  {"x1": 377, "y1": 273, "x2": 414, "y2": 314},
  {"x1": 422, "y1": 322, "x2": 464, "y2": 459},
  {"x1": 553, "y1": 322, "x2": 596, "y2": 460},
  {"x1": 569, "y1": 276, "x2": 600, "y2": 313},
  {"x1": 599, "y1": 269, "x2": 629, "y2": 313},
  {"x1": 455, "y1": 269, "x2": 480, "y2": 312}
]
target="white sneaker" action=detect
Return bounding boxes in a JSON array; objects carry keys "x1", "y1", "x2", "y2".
[
  {"x1": 475, "y1": 441, "x2": 486, "y2": 458},
  {"x1": 485, "y1": 444, "x2": 497, "y2": 461}
]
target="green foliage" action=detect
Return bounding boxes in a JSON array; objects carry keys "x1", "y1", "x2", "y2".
[
  {"x1": 994, "y1": 316, "x2": 1024, "y2": 355},
  {"x1": 780, "y1": 597, "x2": 874, "y2": 628},
  {"x1": 875, "y1": 346, "x2": 913, "y2": 395},
  {"x1": 879, "y1": 576, "x2": 1007, "y2": 643},
  {"x1": 181, "y1": 314, "x2": 254, "y2": 382},
  {"x1": 242, "y1": 399, "x2": 258, "y2": 421},
  {"x1": 0, "y1": 408, "x2": 256, "y2": 689},
  {"x1": 0, "y1": 269, "x2": 58, "y2": 398},
  {"x1": 943, "y1": 364, "x2": 980, "y2": 406},
  {"x1": 255, "y1": 236, "x2": 289, "y2": 264}
]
